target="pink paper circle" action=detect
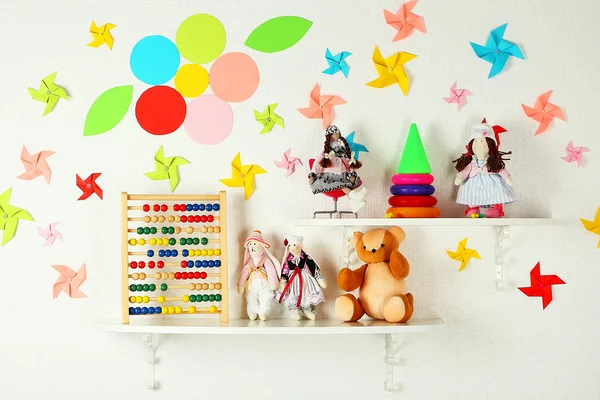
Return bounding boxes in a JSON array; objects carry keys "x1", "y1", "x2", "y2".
[
  {"x1": 184, "y1": 95, "x2": 233, "y2": 145},
  {"x1": 209, "y1": 52, "x2": 260, "y2": 102}
]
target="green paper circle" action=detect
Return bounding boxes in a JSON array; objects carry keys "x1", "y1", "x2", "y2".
[{"x1": 176, "y1": 14, "x2": 226, "y2": 64}]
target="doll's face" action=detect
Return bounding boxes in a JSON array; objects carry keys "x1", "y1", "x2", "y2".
[
  {"x1": 472, "y1": 137, "x2": 489, "y2": 159},
  {"x1": 246, "y1": 241, "x2": 264, "y2": 255},
  {"x1": 329, "y1": 132, "x2": 340, "y2": 141},
  {"x1": 288, "y1": 243, "x2": 302, "y2": 256}
]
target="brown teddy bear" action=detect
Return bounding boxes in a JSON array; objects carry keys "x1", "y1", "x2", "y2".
[{"x1": 335, "y1": 226, "x2": 414, "y2": 323}]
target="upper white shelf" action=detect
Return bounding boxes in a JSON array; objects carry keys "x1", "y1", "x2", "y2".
[
  {"x1": 94, "y1": 317, "x2": 444, "y2": 335},
  {"x1": 293, "y1": 218, "x2": 558, "y2": 227}
]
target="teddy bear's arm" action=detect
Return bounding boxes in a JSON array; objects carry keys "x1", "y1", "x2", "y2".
[
  {"x1": 390, "y1": 250, "x2": 410, "y2": 280},
  {"x1": 337, "y1": 264, "x2": 368, "y2": 292}
]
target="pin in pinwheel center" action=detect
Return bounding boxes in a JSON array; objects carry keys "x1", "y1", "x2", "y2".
[
  {"x1": 388, "y1": 67, "x2": 394, "y2": 72},
  {"x1": 86, "y1": 184, "x2": 92, "y2": 188},
  {"x1": 164, "y1": 166, "x2": 169, "y2": 171},
  {"x1": 494, "y1": 49, "x2": 500, "y2": 54},
  {"x1": 240, "y1": 174, "x2": 245, "y2": 178},
  {"x1": 47, "y1": 91, "x2": 52, "y2": 95},
  {"x1": 2, "y1": 214, "x2": 7, "y2": 219}
]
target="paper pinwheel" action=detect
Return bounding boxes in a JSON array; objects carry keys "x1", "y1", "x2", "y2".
[
  {"x1": 481, "y1": 118, "x2": 507, "y2": 147},
  {"x1": 446, "y1": 237, "x2": 481, "y2": 271},
  {"x1": 144, "y1": 146, "x2": 189, "y2": 192},
  {"x1": 298, "y1": 84, "x2": 346, "y2": 129},
  {"x1": 16, "y1": 145, "x2": 55, "y2": 184},
  {"x1": 88, "y1": 20, "x2": 116, "y2": 50},
  {"x1": 52, "y1": 264, "x2": 87, "y2": 298},
  {"x1": 0, "y1": 188, "x2": 34, "y2": 246},
  {"x1": 323, "y1": 48, "x2": 352, "y2": 78},
  {"x1": 443, "y1": 82, "x2": 472, "y2": 111},
  {"x1": 580, "y1": 208, "x2": 600, "y2": 248},
  {"x1": 39, "y1": 222, "x2": 63, "y2": 246},
  {"x1": 274, "y1": 149, "x2": 303, "y2": 177},
  {"x1": 384, "y1": 0, "x2": 426, "y2": 42},
  {"x1": 562, "y1": 141, "x2": 590, "y2": 168},
  {"x1": 366, "y1": 46, "x2": 417, "y2": 96},
  {"x1": 254, "y1": 103, "x2": 284, "y2": 134},
  {"x1": 346, "y1": 132, "x2": 369, "y2": 160},
  {"x1": 27, "y1": 72, "x2": 68, "y2": 116},
  {"x1": 76, "y1": 173, "x2": 103, "y2": 200},
  {"x1": 220, "y1": 153, "x2": 266, "y2": 200},
  {"x1": 518, "y1": 262, "x2": 565, "y2": 309},
  {"x1": 521, "y1": 90, "x2": 566, "y2": 135},
  {"x1": 470, "y1": 24, "x2": 524, "y2": 79}
]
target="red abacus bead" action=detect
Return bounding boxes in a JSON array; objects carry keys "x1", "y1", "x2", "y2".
[
  {"x1": 143, "y1": 204, "x2": 150, "y2": 212},
  {"x1": 153, "y1": 204, "x2": 160, "y2": 212},
  {"x1": 173, "y1": 204, "x2": 180, "y2": 212},
  {"x1": 200, "y1": 272, "x2": 207, "y2": 279},
  {"x1": 207, "y1": 215, "x2": 214, "y2": 223},
  {"x1": 161, "y1": 204, "x2": 168, "y2": 212},
  {"x1": 139, "y1": 261, "x2": 146, "y2": 269},
  {"x1": 182, "y1": 272, "x2": 188, "y2": 279},
  {"x1": 194, "y1": 215, "x2": 202, "y2": 223},
  {"x1": 175, "y1": 272, "x2": 182, "y2": 279},
  {"x1": 200, "y1": 215, "x2": 207, "y2": 223},
  {"x1": 130, "y1": 261, "x2": 138, "y2": 269},
  {"x1": 179, "y1": 204, "x2": 186, "y2": 211},
  {"x1": 157, "y1": 261, "x2": 164, "y2": 269},
  {"x1": 181, "y1": 215, "x2": 188, "y2": 223},
  {"x1": 194, "y1": 272, "x2": 201, "y2": 279},
  {"x1": 148, "y1": 261, "x2": 156, "y2": 269},
  {"x1": 181, "y1": 261, "x2": 187, "y2": 268}
]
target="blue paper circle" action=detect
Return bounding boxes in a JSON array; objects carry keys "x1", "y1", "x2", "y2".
[{"x1": 130, "y1": 35, "x2": 180, "y2": 85}]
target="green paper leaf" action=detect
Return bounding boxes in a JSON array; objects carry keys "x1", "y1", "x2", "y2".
[
  {"x1": 84, "y1": 85, "x2": 134, "y2": 136},
  {"x1": 245, "y1": 16, "x2": 312, "y2": 53},
  {"x1": 397, "y1": 123, "x2": 432, "y2": 174}
]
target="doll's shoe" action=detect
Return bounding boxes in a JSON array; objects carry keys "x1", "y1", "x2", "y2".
[
  {"x1": 248, "y1": 313, "x2": 258, "y2": 321},
  {"x1": 349, "y1": 186, "x2": 368, "y2": 201},
  {"x1": 485, "y1": 204, "x2": 504, "y2": 218},
  {"x1": 258, "y1": 314, "x2": 267, "y2": 321},
  {"x1": 303, "y1": 310, "x2": 316, "y2": 320},
  {"x1": 464, "y1": 206, "x2": 480, "y2": 217},
  {"x1": 350, "y1": 198, "x2": 367, "y2": 213},
  {"x1": 290, "y1": 310, "x2": 302, "y2": 321}
]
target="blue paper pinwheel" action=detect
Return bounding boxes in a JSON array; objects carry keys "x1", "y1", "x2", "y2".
[
  {"x1": 322, "y1": 48, "x2": 352, "y2": 78},
  {"x1": 470, "y1": 24, "x2": 524, "y2": 78},
  {"x1": 346, "y1": 131, "x2": 369, "y2": 160}
]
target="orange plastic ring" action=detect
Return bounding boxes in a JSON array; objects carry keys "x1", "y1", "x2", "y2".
[{"x1": 385, "y1": 207, "x2": 440, "y2": 218}]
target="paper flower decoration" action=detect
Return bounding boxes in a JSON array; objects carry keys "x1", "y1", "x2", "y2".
[
  {"x1": 443, "y1": 82, "x2": 472, "y2": 111},
  {"x1": 88, "y1": 21, "x2": 117, "y2": 50},
  {"x1": 254, "y1": 103, "x2": 284, "y2": 134},
  {"x1": 76, "y1": 173, "x2": 103, "y2": 200},
  {"x1": 52, "y1": 264, "x2": 87, "y2": 298},
  {"x1": 297, "y1": 83, "x2": 345, "y2": 129},
  {"x1": 39, "y1": 222, "x2": 63, "y2": 246},
  {"x1": 27, "y1": 72, "x2": 68, "y2": 116},
  {"x1": 16, "y1": 146, "x2": 55, "y2": 184},
  {"x1": 562, "y1": 141, "x2": 589, "y2": 167},
  {"x1": 0, "y1": 188, "x2": 34, "y2": 246},
  {"x1": 521, "y1": 90, "x2": 566, "y2": 135},
  {"x1": 470, "y1": 24, "x2": 524, "y2": 78},
  {"x1": 446, "y1": 237, "x2": 480, "y2": 271},
  {"x1": 144, "y1": 146, "x2": 189, "y2": 192},
  {"x1": 220, "y1": 153, "x2": 266, "y2": 200},
  {"x1": 384, "y1": 0, "x2": 426, "y2": 41},
  {"x1": 322, "y1": 48, "x2": 351, "y2": 78},
  {"x1": 518, "y1": 262, "x2": 565, "y2": 309},
  {"x1": 274, "y1": 149, "x2": 302, "y2": 177},
  {"x1": 366, "y1": 46, "x2": 417, "y2": 96}
]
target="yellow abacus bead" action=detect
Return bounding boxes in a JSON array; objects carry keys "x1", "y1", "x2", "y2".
[
  {"x1": 207, "y1": 227, "x2": 214, "y2": 233},
  {"x1": 158, "y1": 296, "x2": 165, "y2": 303},
  {"x1": 194, "y1": 249, "x2": 201, "y2": 256},
  {"x1": 129, "y1": 296, "x2": 136, "y2": 303},
  {"x1": 154, "y1": 273, "x2": 161, "y2": 279},
  {"x1": 135, "y1": 296, "x2": 143, "y2": 303},
  {"x1": 161, "y1": 307, "x2": 168, "y2": 314},
  {"x1": 158, "y1": 216, "x2": 165, "y2": 223},
  {"x1": 168, "y1": 215, "x2": 175, "y2": 222},
  {"x1": 168, "y1": 272, "x2": 175, "y2": 279},
  {"x1": 129, "y1": 238, "x2": 137, "y2": 246},
  {"x1": 208, "y1": 283, "x2": 215, "y2": 290},
  {"x1": 187, "y1": 226, "x2": 194, "y2": 234},
  {"x1": 155, "y1": 238, "x2": 162, "y2": 246},
  {"x1": 151, "y1": 216, "x2": 158, "y2": 223},
  {"x1": 189, "y1": 306, "x2": 196, "y2": 314},
  {"x1": 201, "y1": 249, "x2": 208, "y2": 256},
  {"x1": 164, "y1": 238, "x2": 170, "y2": 246},
  {"x1": 150, "y1": 238, "x2": 157, "y2": 246},
  {"x1": 209, "y1": 306, "x2": 217, "y2": 313},
  {"x1": 140, "y1": 273, "x2": 146, "y2": 280},
  {"x1": 214, "y1": 226, "x2": 221, "y2": 233},
  {"x1": 214, "y1": 249, "x2": 221, "y2": 256},
  {"x1": 143, "y1": 296, "x2": 149, "y2": 303},
  {"x1": 183, "y1": 295, "x2": 190, "y2": 303},
  {"x1": 168, "y1": 306, "x2": 175, "y2": 314},
  {"x1": 175, "y1": 306, "x2": 182, "y2": 314},
  {"x1": 161, "y1": 272, "x2": 168, "y2": 280},
  {"x1": 175, "y1": 216, "x2": 181, "y2": 222},
  {"x1": 144, "y1": 216, "x2": 151, "y2": 223},
  {"x1": 215, "y1": 283, "x2": 222, "y2": 290},
  {"x1": 132, "y1": 273, "x2": 139, "y2": 280},
  {"x1": 188, "y1": 284, "x2": 196, "y2": 290},
  {"x1": 207, "y1": 249, "x2": 214, "y2": 256},
  {"x1": 201, "y1": 226, "x2": 208, "y2": 233},
  {"x1": 138, "y1": 238, "x2": 146, "y2": 246},
  {"x1": 202, "y1": 283, "x2": 209, "y2": 290},
  {"x1": 175, "y1": 227, "x2": 181, "y2": 234}
]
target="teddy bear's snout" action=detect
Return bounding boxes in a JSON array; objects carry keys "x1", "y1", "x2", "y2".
[{"x1": 369, "y1": 248, "x2": 377, "y2": 253}]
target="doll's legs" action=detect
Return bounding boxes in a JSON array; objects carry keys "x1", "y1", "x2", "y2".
[
  {"x1": 289, "y1": 308, "x2": 302, "y2": 320},
  {"x1": 335, "y1": 294, "x2": 365, "y2": 322},
  {"x1": 484, "y1": 204, "x2": 504, "y2": 218},
  {"x1": 464, "y1": 206, "x2": 480, "y2": 217},
  {"x1": 382, "y1": 293, "x2": 414, "y2": 323},
  {"x1": 246, "y1": 292, "x2": 260, "y2": 320},
  {"x1": 302, "y1": 305, "x2": 316, "y2": 320},
  {"x1": 257, "y1": 288, "x2": 274, "y2": 321}
]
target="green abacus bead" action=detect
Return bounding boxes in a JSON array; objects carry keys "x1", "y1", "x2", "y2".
[
  {"x1": 193, "y1": 238, "x2": 200, "y2": 245},
  {"x1": 180, "y1": 238, "x2": 186, "y2": 245},
  {"x1": 189, "y1": 295, "x2": 197, "y2": 302},
  {"x1": 161, "y1": 227, "x2": 168, "y2": 234},
  {"x1": 169, "y1": 238, "x2": 176, "y2": 245},
  {"x1": 150, "y1": 227, "x2": 157, "y2": 234},
  {"x1": 137, "y1": 227, "x2": 144, "y2": 235},
  {"x1": 149, "y1": 284, "x2": 156, "y2": 291},
  {"x1": 160, "y1": 283, "x2": 168, "y2": 291},
  {"x1": 201, "y1": 237, "x2": 208, "y2": 245},
  {"x1": 168, "y1": 227, "x2": 175, "y2": 234},
  {"x1": 202, "y1": 294, "x2": 209, "y2": 302},
  {"x1": 208, "y1": 294, "x2": 215, "y2": 301},
  {"x1": 215, "y1": 294, "x2": 222, "y2": 301},
  {"x1": 130, "y1": 284, "x2": 136, "y2": 292},
  {"x1": 187, "y1": 238, "x2": 194, "y2": 245},
  {"x1": 136, "y1": 284, "x2": 143, "y2": 291},
  {"x1": 143, "y1": 284, "x2": 149, "y2": 291},
  {"x1": 144, "y1": 227, "x2": 151, "y2": 235}
]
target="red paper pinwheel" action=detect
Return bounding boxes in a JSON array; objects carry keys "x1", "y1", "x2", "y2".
[
  {"x1": 518, "y1": 262, "x2": 565, "y2": 309},
  {"x1": 481, "y1": 118, "x2": 507, "y2": 147},
  {"x1": 76, "y1": 173, "x2": 103, "y2": 200}
]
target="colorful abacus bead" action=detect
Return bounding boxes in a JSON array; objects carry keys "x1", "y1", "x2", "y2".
[
  {"x1": 213, "y1": 204, "x2": 220, "y2": 211},
  {"x1": 189, "y1": 306, "x2": 196, "y2": 314},
  {"x1": 147, "y1": 250, "x2": 154, "y2": 257},
  {"x1": 209, "y1": 306, "x2": 217, "y2": 313},
  {"x1": 143, "y1": 204, "x2": 150, "y2": 212}
]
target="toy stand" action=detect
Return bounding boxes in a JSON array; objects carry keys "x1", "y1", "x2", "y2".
[{"x1": 313, "y1": 197, "x2": 357, "y2": 219}]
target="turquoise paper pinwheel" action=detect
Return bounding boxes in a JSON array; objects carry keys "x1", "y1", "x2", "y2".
[
  {"x1": 470, "y1": 24, "x2": 524, "y2": 78},
  {"x1": 346, "y1": 131, "x2": 369, "y2": 160},
  {"x1": 323, "y1": 48, "x2": 352, "y2": 78},
  {"x1": 144, "y1": 146, "x2": 189, "y2": 192}
]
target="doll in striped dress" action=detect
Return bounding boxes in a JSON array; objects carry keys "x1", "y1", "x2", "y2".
[{"x1": 453, "y1": 122, "x2": 516, "y2": 218}]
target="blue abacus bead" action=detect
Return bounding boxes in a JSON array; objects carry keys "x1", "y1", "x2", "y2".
[
  {"x1": 215, "y1": 260, "x2": 221, "y2": 267},
  {"x1": 182, "y1": 249, "x2": 189, "y2": 257},
  {"x1": 201, "y1": 260, "x2": 208, "y2": 267},
  {"x1": 195, "y1": 260, "x2": 201, "y2": 268},
  {"x1": 141, "y1": 307, "x2": 148, "y2": 315},
  {"x1": 129, "y1": 307, "x2": 135, "y2": 315},
  {"x1": 148, "y1": 307, "x2": 155, "y2": 314},
  {"x1": 158, "y1": 250, "x2": 165, "y2": 257},
  {"x1": 206, "y1": 204, "x2": 213, "y2": 212},
  {"x1": 186, "y1": 204, "x2": 192, "y2": 211},
  {"x1": 147, "y1": 250, "x2": 154, "y2": 257},
  {"x1": 134, "y1": 307, "x2": 142, "y2": 315},
  {"x1": 187, "y1": 260, "x2": 194, "y2": 268},
  {"x1": 156, "y1": 307, "x2": 162, "y2": 314},
  {"x1": 208, "y1": 260, "x2": 215, "y2": 268},
  {"x1": 213, "y1": 204, "x2": 220, "y2": 211},
  {"x1": 192, "y1": 204, "x2": 199, "y2": 211},
  {"x1": 172, "y1": 250, "x2": 178, "y2": 257},
  {"x1": 165, "y1": 250, "x2": 172, "y2": 257},
  {"x1": 199, "y1": 204, "x2": 206, "y2": 211}
]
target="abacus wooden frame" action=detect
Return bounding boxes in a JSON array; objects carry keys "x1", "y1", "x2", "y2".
[{"x1": 121, "y1": 192, "x2": 229, "y2": 324}]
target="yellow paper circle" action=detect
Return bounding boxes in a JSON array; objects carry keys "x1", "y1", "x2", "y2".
[
  {"x1": 174, "y1": 64, "x2": 209, "y2": 98},
  {"x1": 176, "y1": 14, "x2": 226, "y2": 64}
]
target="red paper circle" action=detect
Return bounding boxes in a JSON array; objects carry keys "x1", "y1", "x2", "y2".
[
  {"x1": 209, "y1": 52, "x2": 259, "y2": 102},
  {"x1": 135, "y1": 86, "x2": 187, "y2": 135}
]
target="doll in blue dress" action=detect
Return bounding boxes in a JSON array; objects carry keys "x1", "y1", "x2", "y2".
[{"x1": 453, "y1": 122, "x2": 516, "y2": 218}]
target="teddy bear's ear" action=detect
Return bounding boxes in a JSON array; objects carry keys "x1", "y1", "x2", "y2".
[
  {"x1": 349, "y1": 231, "x2": 363, "y2": 248},
  {"x1": 388, "y1": 226, "x2": 406, "y2": 245}
]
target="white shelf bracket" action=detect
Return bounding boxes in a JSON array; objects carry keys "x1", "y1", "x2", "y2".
[
  {"x1": 384, "y1": 334, "x2": 402, "y2": 391},
  {"x1": 494, "y1": 225, "x2": 510, "y2": 290},
  {"x1": 141, "y1": 333, "x2": 157, "y2": 390}
]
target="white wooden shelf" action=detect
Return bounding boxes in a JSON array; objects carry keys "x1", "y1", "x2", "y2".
[
  {"x1": 293, "y1": 217, "x2": 558, "y2": 227},
  {"x1": 94, "y1": 317, "x2": 444, "y2": 335}
]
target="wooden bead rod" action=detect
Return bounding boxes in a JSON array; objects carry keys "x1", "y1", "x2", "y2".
[
  {"x1": 128, "y1": 216, "x2": 220, "y2": 222},
  {"x1": 148, "y1": 297, "x2": 222, "y2": 302},
  {"x1": 128, "y1": 273, "x2": 221, "y2": 279},
  {"x1": 128, "y1": 194, "x2": 220, "y2": 201},
  {"x1": 130, "y1": 307, "x2": 222, "y2": 315},
  {"x1": 167, "y1": 285, "x2": 221, "y2": 290},
  {"x1": 128, "y1": 251, "x2": 221, "y2": 256}
]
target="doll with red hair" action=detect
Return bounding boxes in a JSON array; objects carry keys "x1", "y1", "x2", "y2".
[{"x1": 453, "y1": 122, "x2": 516, "y2": 217}]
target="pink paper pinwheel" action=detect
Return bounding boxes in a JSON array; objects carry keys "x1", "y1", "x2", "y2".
[
  {"x1": 16, "y1": 145, "x2": 55, "y2": 184},
  {"x1": 297, "y1": 83, "x2": 345, "y2": 129},
  {"x1": 39, "y1": 222, "x2": 63, "y2": 246},
  {"x1": 561, "y1": 141, "x2": 590, "y2": 167},
  {"x1": 274, "y1": 149, "x2": 303, "y2": 177},
  {"x1": 521, "y1": 90, "x2": 566, "y2": 135},
  {"x1": 384, "y1": 0, "x2": 426, "y2": 41},
  {"x1": 52, "y1": 264, "x2": 87, "y2": 298},
  {"x1": 443, "y1": 82, "x2": 472, "y2": 111}
]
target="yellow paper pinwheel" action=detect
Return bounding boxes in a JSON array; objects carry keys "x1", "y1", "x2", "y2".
[
  {"x1": 27, "y1": 72, "x2": 68, "y2": 116},
  {"x1": 581, "y1": 208, "x2": 600, "y2": 248},
  {"x1": 219, "y1": 153, "x2": 266, "y2": 200},
  {"x1": 366, "y1": 46, "x2": 417, "y2": 96},
  {"x1": 88, "y1": 21, "x2": 117, "y2": 50},
  {"x1": 446, "y1": 237, "x2": 481, "y2": 271}
]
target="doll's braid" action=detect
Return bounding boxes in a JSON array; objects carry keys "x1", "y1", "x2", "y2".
[
  {"x1": 319, "y1": 136, "x2": 333, "y2": 168},
  {"x1": 339, "y1": 136, "x2": 362, "y2": 169},
  {"x1": 485, "y1": 138, "x2": 512, "y2": 173}
]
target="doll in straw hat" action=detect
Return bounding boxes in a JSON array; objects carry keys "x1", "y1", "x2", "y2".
[{"x1": 237, "y1": 230, "x2": 281, "y2": 321}]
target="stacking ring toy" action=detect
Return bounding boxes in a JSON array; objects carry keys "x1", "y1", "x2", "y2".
[
  {"x1": 388, "y1": 195, "x2": 437, "y2": 208},
  {"x1": 392, "y1": 174, "x2": 434, "y2": 185},
  {"x1": 390, "y1": 184, "x2": 435, "y2": 196},
  {"x1": 386, "y1": 207, "x2": 440, "y2": 218}
]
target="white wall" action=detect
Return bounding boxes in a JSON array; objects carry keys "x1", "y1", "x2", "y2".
[{"x1": 1, "y1": 0, "x2": 599, "y2": 399}]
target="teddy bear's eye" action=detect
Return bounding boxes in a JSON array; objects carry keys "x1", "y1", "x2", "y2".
[
  {"x1": 380, "y1": 244, "x2": 385, "y2": 247},
  {"x1": 363, "y1": 246, "x2": 366, "y2": 250}
]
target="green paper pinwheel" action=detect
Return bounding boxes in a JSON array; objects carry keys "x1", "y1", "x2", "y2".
[
  {"x1": 0, "y1": 188, "x2": 34, "y2": 246},
  {"x1": 253, "y1": 103, "x2": 284, "y2": 134},
  {"x1": 144, "y1": 146, "x2": 189, "y2": 192},
  {"x1": 27, "y1": 72, "x2": 68, "y2": 116}
]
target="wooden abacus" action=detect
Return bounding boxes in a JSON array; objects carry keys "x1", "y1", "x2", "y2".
[{"x1": 121, "y1": 192, "x2": 228, "y2": 324}]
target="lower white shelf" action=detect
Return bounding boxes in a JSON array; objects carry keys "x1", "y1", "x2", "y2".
[{"x1": 94, "y1": 317, "x2": 444, "y2": 335}]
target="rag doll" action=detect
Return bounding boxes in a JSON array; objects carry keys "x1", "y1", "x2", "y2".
[
  {"x1": 237, "y1": 230, "x2": 281, "y2": 321},
  {"x1": 308, "y1": 124, "x2": 368, "y2": 213},
  {"x1": 453, "y1": 122, "x2": 516, "y2": 218},
  {"x1": 275, "y1": 236, "x2": 326, "y2": 320}
]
